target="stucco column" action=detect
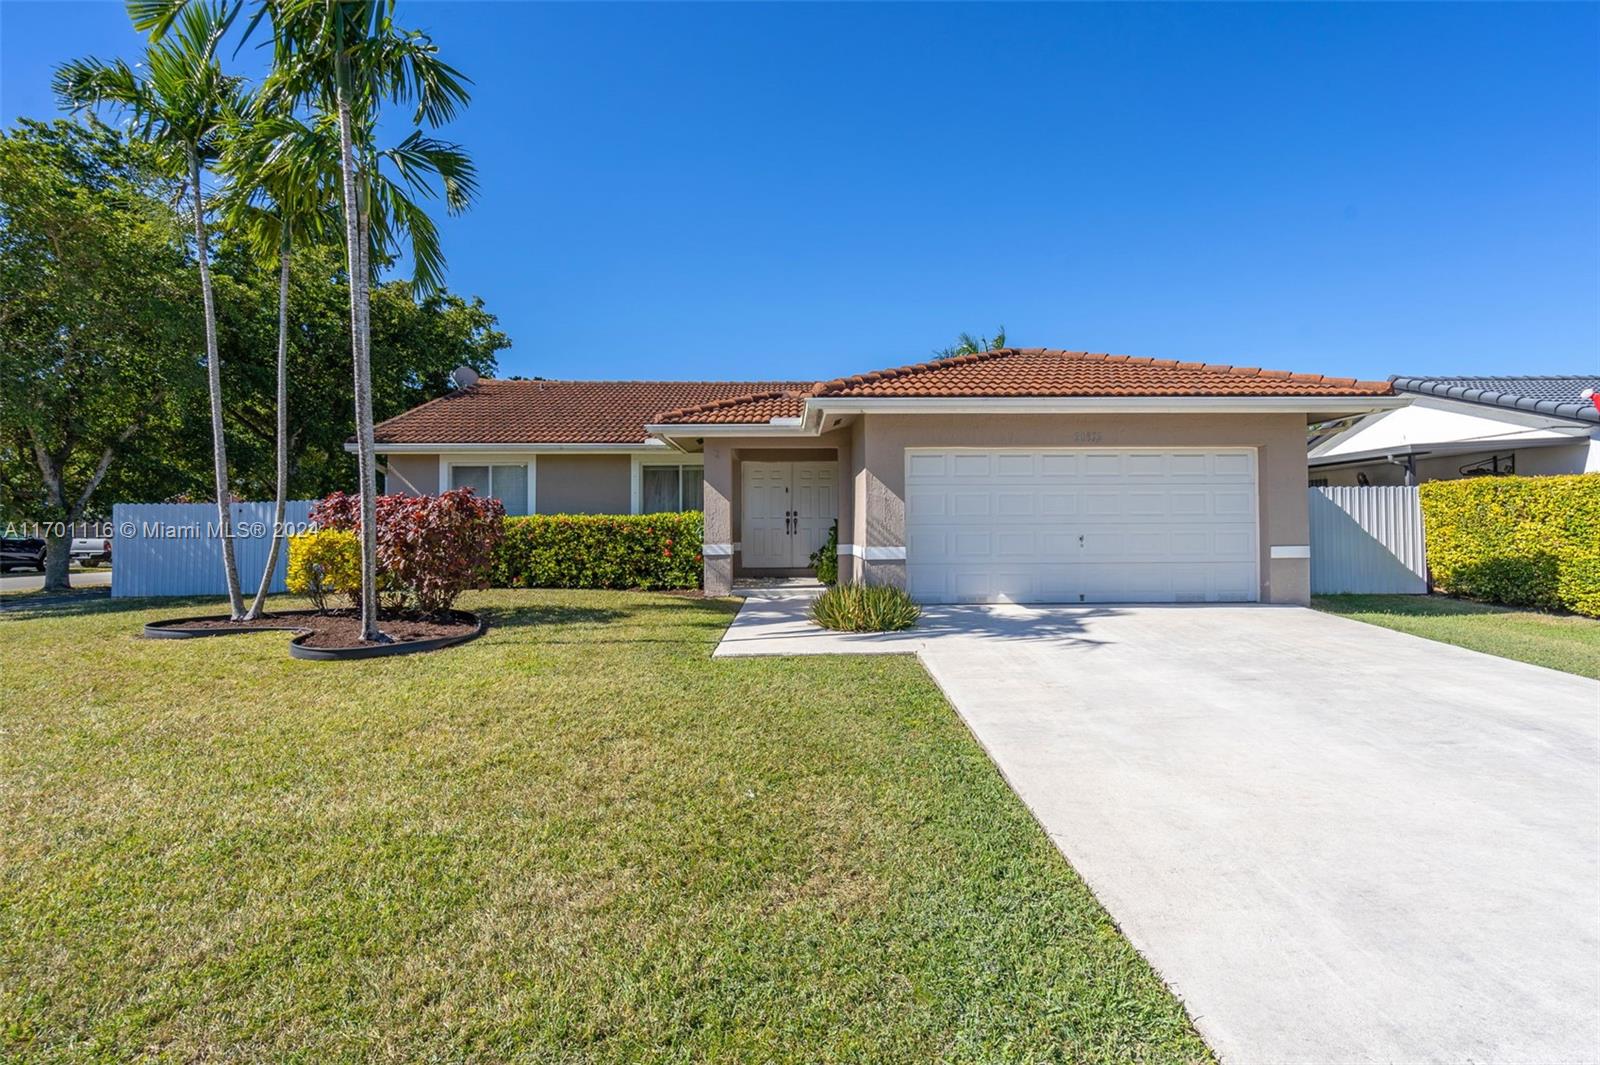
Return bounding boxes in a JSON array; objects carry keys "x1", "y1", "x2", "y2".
[
  {"x1": 861, "y1": 421, "x2": 907, "y2": 589},
  {"x1": 702, "y1": 441, "x2": 734, "y2": 596},
  {"x1": 1260, "y1": 415, "x2": 1312, "y2": 605}
]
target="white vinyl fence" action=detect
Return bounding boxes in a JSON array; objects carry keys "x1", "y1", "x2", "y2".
[
  {"x1": 111, "y1": 501, "x2": 317, "y2": 598},
  {"x1": 1308, "y1": 486, "x2": 1427, "y2": 595}
]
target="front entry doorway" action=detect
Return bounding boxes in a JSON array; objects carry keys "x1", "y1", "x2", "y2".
[{"x1": 742, "y1": 461, "x2": 838, "y2": 569}]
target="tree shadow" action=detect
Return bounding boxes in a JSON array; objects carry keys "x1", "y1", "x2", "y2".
[
  {"x1": 0, "y1": 591, "x2": 216, "y2": 621},
  {"x1": 717, "y1": 600, "x2": 1149, "y2": 654},
  {"x1": 474, "y1": 604, "x2": 631, "y2": 629}
]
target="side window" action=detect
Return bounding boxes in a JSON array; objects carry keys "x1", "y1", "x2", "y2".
[
  {"x1": 450, "y1": 463, "x2": 530, "y2": 515},
  {"x1": 641, "y1": 465, "x2": 705, "y2": 513}
]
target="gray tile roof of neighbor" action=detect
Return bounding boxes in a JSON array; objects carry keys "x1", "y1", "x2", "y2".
[{"x1": 1389, "y1": 375, "x2": 1600, "y2": 424}]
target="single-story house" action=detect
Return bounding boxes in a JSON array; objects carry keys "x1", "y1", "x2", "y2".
[
  {"x1": 370, "y1": 348, "x2": 1401, "y2": 604},
  {"x1": 1308, "y1": 375, "x2": 1600, "y2": 486}
]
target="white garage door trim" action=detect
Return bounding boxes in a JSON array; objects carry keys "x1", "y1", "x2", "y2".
[{"x1": 904, "y1": 447, "x2": 1260, "y2": 604}]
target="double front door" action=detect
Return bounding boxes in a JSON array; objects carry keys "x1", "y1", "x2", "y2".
[{"x1": 742, "y1": 461, "x2": 838, "y2": 569}]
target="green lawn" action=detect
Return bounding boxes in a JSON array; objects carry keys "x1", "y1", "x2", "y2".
[
  {"x1": 0, "y1": 590, "x2": 1209, "y2": 1063},
  {"x1": 1313, "y1": 594, "x2": 1600, "y2": 678}
]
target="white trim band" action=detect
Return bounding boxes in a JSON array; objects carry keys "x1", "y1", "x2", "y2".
[
  {"x1": 863, "y1": 545, "x2": 907, "y2": 561},
  {"x1": 837, "y1": 543, "x2": 860, "y2": 557},
  {"x1": 1270, "y1": 545, "x2": 1311, "y2": 559},
  {"x1": 702, "y1": 543, "x2": 735, "y2": 557},
  {"x1": 364, "y1": 441, "x2": 674, "y2": 454}
]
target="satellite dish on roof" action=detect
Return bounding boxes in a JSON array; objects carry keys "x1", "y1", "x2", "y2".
[{"x1": 449, "y1": 365, "x2": 480, "y2": 389}]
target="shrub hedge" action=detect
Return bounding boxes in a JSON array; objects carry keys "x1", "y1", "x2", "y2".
[
  {"x1": 493, "y1": 512, "x2": 703, "y2": 590},
  {"x1": 311, "y1": 489, "x2": 505, "y2": 614},
  {"x1": 1419, "y1": 473, "x2": 1600, "y2": 617},
  {"x1": 286, "y1": 528, "x2": 362, "y2": 612}
]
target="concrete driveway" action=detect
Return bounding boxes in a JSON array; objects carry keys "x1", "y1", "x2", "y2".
[{"x1": 717, "y1": 601, "x2": 1600, "y2": 1064}]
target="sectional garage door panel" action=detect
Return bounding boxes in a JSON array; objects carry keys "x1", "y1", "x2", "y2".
[{"x1": 905, "y1": 449, "x2": 1258, "y2": 604}]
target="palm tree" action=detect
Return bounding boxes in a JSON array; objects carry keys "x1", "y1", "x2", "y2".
[
  {"x1": 219, "y1": 105, "x2": 339, "y2": 619},
  {"x1": 934, "y1": 326, "x2": 1007, "y2": 360},
  {"x1": 56, "y1": 0, "x2": 251, "y2": 619},
  {"x1": 245, "y1": 0, "x2": 470, "y2": 641},
  {"x1": 129, "y1": 0, "x2": 474, "y2": 641}
]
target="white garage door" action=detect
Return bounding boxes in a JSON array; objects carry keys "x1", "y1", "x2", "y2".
[{"x1": 905, "y1": 448, "x2": 1259, "y2": 604}]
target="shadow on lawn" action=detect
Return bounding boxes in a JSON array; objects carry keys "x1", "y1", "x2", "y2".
[
  {"x1": 1314, "y1": 593, "x2": 1541, "y2": 619},
  {"x1": 1, "y1": 587, "x2": 739, "y2": 639},
  {"x1": 475, "y1": 594, "x2": 741, "y2": 647},
  {"x1": 0, "y1": 591, "x2": 208, "y2": 621},
  {"x1": 475, "y1": 603, "x2": 631, "y2": 629}
]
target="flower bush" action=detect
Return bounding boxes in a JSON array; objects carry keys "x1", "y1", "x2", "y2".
[
  {"x1": 493, "y1": 512, "x2": 702, "y2": 590},
  {"x1": 310, "y1": 488, "x2": 506, "y2": 615},
  {"x1": 285, "y1": 528, "x2": 361, "y2": 613},
  {"x1": 1420, "y1": 473, "x2": 1600, "y2": 617}
]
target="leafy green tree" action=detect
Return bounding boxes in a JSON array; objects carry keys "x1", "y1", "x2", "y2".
[
  {"x1": 0, "y1": 119, "x2": 200, "y2": 589},
  {"x1": 208, "y1": 237, "x2": 507, "y2": 500},
  {"x1": 56, "y1": 0, "x2": 254, "y2": 617},
  {"x1": 934, "y1": 326, "x2": 1007, "y2": 359}
]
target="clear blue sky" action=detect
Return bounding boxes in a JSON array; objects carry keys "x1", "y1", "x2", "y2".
[{"x1": 3, "y1": 1, "x2": 1596, "y2": 383}]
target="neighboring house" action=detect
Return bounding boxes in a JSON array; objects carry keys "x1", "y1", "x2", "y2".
[
  {"x1": 372, "y1": 348, "x2": 1400, "y2": 604},
  {"x1": 1308, "y1": 375, "x2": 1600, "y2": 487}
]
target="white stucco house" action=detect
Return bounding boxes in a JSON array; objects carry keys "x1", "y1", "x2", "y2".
[{"x1": 1308, "y1": 375, "x2": 1600, "y2": 486}]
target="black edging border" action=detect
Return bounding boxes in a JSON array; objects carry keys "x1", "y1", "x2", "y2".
[{"x1": 141, "y1": 610, "x2": 486, "y2": 660}]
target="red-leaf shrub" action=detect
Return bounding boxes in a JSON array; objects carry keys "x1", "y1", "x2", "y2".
[{"x1": 310, "y1": 489, "x2": 506, "y2": 615}]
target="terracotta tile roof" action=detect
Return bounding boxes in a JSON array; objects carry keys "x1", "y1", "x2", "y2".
[
  {"x1": 809, "y1": 348, "x2": 1395, "y2": 400},
  {"x1": 372, "y1": 379, "x2": 811, "y2": 445},
  {"x1": 375, "y1": 351, "x2": 1394, "y2": 440},
  {"x1": 650, "y1": 389, "x2": 809, "y2": 425},
  {"x1": 652, "y1": 348, "x2": 1393, "y2": 424}
]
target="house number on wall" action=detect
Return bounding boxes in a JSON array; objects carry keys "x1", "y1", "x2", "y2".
[{"x1": 1071, "y1": 431, "x2": 1104, "y2": 444}]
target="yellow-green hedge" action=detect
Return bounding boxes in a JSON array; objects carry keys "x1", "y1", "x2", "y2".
[
  {"x1": 286, "y1": 528, "x2": 362, "y2": 612},
  {"x1": 1419, "y1": 473, "x2": 1600, "y2": 617}
]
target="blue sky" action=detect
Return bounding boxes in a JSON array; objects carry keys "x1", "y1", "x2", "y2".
[{"x1": 3, "y1": 2, "x2": 1596, "y2": 383}]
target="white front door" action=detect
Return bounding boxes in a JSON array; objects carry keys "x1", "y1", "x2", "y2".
[
  {"x1": 904, "y1": 448, "x2": 1259, "y2": 603},
  {"x1": 742, "y1": 461, "x2": 838, "y2": 568}
]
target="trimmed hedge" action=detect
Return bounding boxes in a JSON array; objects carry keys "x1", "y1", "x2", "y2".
[
  {"x1": 1419, "y1": 473, "x2": 1600, "y2": 617},
  {"x1": 286, "y1": 528, "x2": 362, "y2": 612},
  {"x1": 493, "y1": 512, "x2": 703, "y2": 590}
]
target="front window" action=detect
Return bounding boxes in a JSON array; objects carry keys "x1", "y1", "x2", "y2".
[
  {"x1": 451, "y1": 463, "x2": 530, "y2": 515},
  {"x1": 642, "y1": 464, "x2": 703, "y2": 513}
]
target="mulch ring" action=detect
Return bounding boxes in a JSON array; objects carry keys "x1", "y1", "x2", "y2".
[{"x1": 143, "y1": 608, "x2": 484, "y2": 658}]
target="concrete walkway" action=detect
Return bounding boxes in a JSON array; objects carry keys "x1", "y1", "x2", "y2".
[{"x1": 716, "y1": 599, "x2": 1600, "y2": 1064}]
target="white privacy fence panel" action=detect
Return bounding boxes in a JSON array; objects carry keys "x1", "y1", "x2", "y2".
[
  {"x1": 111, "y1": 501, "x2": 317, "y2": 598},
  {"x1": 1308, "y1": 487, "x2": 1427, "y2": 595}
]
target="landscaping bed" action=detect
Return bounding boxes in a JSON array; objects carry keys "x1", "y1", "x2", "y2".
[{"x1": 145, "y1": 609, "x2": 484, "y2": 656}]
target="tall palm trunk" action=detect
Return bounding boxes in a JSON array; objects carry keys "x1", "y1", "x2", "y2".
[
  {"x1": 334, "y1": 54, "x2": 382, "y2": 641},
  {"x1": 245, "y1": 222, "x2": 292, "y2": 620},
  {"x1": 192, "y1": 148, "x2": 245, "y2": 620}
]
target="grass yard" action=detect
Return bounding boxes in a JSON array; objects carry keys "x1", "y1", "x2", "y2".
[
  {"x1": 0, "y1": 589, "x2": 1209, "y2": 1063},
  {"x1": 1313, "y1": 594, "x2": 1600, "y2": 678}
]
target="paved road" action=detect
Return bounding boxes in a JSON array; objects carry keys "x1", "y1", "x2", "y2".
[
  {"x1": 0, "y1": 568, "x2": 112, "y2": 594},
  {"x1": 717, "y1": 601, "x2": 1600, "y2": 1064}
]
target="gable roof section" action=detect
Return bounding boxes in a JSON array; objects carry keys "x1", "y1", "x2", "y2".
[
  {"x1": 653, "y1": 348, "x2": 1393, "y2": 424},
  {"x1": 651, "y1": 389, "x2": 809, "y2": 425},
  {"x1": 372, "y1": 379, "x2": 811, "y2": 445},
  {"x1": 1390, "y1": 375, "x2": 1599, "y2": 424}
]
